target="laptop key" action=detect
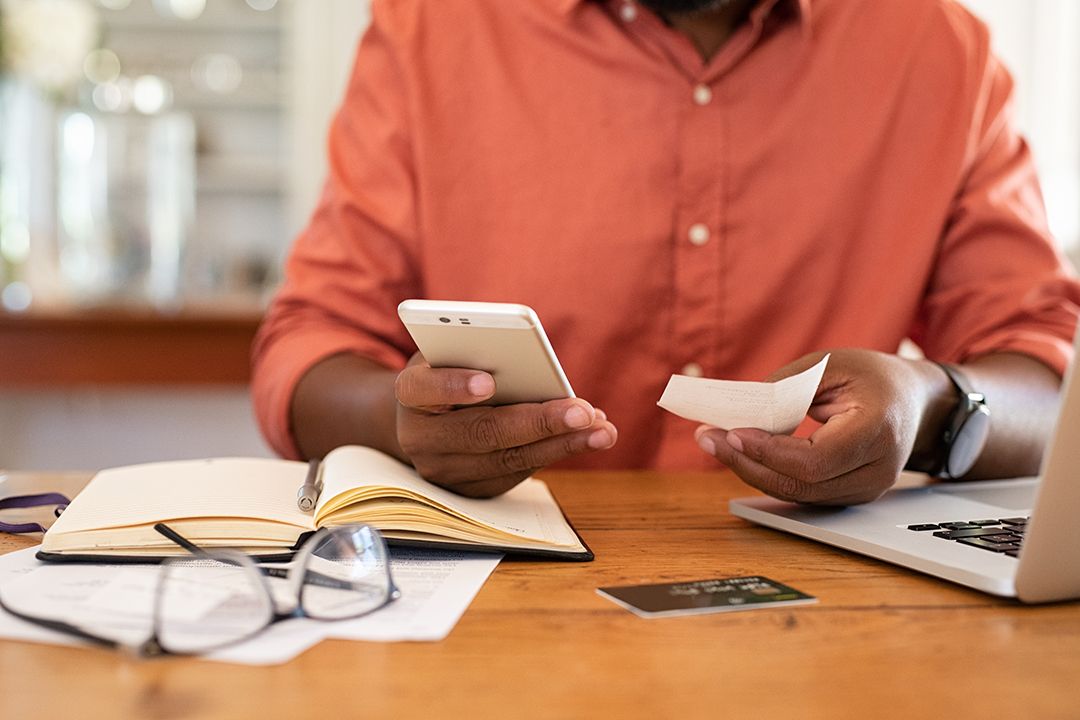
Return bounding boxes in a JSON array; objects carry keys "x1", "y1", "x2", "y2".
[
  {"x1": 999, "y1": 517, "x2": 1028, "y2": 525},
  {"x1": 956, "y1": 538, "x2": 1012, "y2": 552},
  {"x1": 907, "y1": 524, "x2": 940, "y2": 531},
  {"x1": 1005, "y1": 550, "x2": 1021, "y2": 557},
  {"x1": 967, "y1": 519, "x2": 1000, "y2": 526},
  {"x1": 938, "y1": 526, "x2": 1019, "y2": 540},
  {"x1": 939, "y1": 522, "x2": 980, "y2": 530},
  {"x1": 981, "y1": 534, "x2": 1022, "y2": 543}
]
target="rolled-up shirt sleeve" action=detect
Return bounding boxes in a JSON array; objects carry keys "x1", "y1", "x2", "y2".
[
  {"x1": 914, "y1": 30, "x2": 1080, "y2": 376},
  {"x1": 252, "y1": 2, "x2": 420, "y2": 459}
]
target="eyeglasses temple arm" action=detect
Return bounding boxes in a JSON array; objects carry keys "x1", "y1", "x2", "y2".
[
  {"x1": 152, "y1": 523, "x2": 210, "y2": 557},
  {"x1": 259, "y1": 565, "x2": 358, "y2": 591},
  {"x1": 0, "y1": 595, "x2": 124, "y2": 650},
  {"x1": 152, "y1": 523, "x2": 393, "y2": 596}
]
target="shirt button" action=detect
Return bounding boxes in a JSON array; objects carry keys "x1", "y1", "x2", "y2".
[
  {"x1": 619, "y1": 2, "x2": 637, "y2": 21},
  {"x1": 692, "y1": 84, "x2": 713, "y2": 106},
  {"x1": 681, "y1": 363, "x2": 704, "y2": 378},
  {"x1": 688, "y1": 223, "x2": 711, "y2": 246}
]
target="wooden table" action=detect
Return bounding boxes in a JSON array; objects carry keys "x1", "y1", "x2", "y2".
[{"x1": 0, "y1": 470, "x2": 1076, "y2": 719}]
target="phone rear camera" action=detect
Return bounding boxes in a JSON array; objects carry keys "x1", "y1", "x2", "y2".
[{"x1": 439, "y1": 317, "x2": 451, "y2": 323}]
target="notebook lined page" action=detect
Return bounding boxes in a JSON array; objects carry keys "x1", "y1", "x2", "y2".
[
  {"x1": 48, "y1": 458, "x2": 315, "y2": 535},
  {"x1": 316, "y1": 446, "x2": 580, "y2": 546}
]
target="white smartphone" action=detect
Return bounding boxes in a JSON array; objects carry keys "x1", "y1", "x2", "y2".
[{"x1": 397, "y1": 299, "x2": 575, "y2": 405}]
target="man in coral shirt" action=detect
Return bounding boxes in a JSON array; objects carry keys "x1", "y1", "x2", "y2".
[{"x1": 253, "y1": 0, "x2": 1080, "y2": 504}]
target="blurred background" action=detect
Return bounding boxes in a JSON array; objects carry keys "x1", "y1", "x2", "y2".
[{"x1": 0, "y1": 0, "x2": 1077, "y2": 470}]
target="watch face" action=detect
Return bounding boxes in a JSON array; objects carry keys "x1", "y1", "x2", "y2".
[{"x1": 948, "y1": 404, "x2": 992, "y2": 478}]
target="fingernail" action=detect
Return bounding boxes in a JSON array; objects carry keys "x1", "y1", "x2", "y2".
[
  {"x1": 697, "y1": 434, "x2": 716, "y2": 455},
  {"x1": 564, "y1": 405, "x2": 592, "y2": 429},
  {"x1": 726, "y1": 431, "x2": 744, "y2": 453},
  {"x1": 587, "y1": 428, "x2": 613, "y2": 449},
  {"x1": 468, "y1": 374, "x2": 495, "y2": 397}
]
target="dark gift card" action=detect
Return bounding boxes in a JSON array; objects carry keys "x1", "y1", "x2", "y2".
[{"x1": 596, "y1": 575, "x2": 816, "y2": 618}]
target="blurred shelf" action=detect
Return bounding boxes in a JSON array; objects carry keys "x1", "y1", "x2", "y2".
[
  {"x1": 103, "y1": 21, "x2": 282, "y2": 34},
  {"x1": 100, "y1": 2, "x2": 283, "y2": 33},
  {"x1": 0, "y1": 303, "x2": 264, "y2": 387},
  {"x1": 176, "y1": 94, "x2": 285, "y2": 112},
  {"x1": 197, "y1": 156, "x2": 282, "y2": 193},
  {"x1": 93, "y1": 0, "x2": 291, "y2": 270}
]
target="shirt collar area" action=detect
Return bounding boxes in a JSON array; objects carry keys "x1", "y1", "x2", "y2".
[{"x1": 550, "y1": 0, "x2": 812, "y2": 31}]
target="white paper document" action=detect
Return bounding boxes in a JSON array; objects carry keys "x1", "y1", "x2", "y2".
[
  {"x1": 657, "y1": 355, "x2": 830, "y2": 434},
  {"x1": 326, "y1": 549, "x2": 499, "y2": 642},
  {"x1": 0, "y1": 545, "x2": 501, "y2": 665}
]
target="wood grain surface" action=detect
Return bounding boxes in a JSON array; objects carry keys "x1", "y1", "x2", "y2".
[{"x1": 0, "y1": 469, "x2": 1076, "y2": 719}]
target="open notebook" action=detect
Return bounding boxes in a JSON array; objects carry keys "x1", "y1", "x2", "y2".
[{"x1": 38, "y1": 445, "x2": 592, "y2": 562}]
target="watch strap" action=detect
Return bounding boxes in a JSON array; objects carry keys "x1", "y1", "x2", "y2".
[{"x1": 931, "y1": 362, "x2": 989, "y2": 479}]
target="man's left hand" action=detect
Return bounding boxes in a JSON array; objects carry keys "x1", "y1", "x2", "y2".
[{"x1": 695, "y1": 348, "x2": 936, "y2": 505}]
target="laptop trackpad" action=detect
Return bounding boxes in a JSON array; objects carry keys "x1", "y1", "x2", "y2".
[{"x1": 928, "y1": 478, "x2": 1037, "y2": 513}]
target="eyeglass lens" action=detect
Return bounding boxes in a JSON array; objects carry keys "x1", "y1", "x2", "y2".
[
  {"x1": 155, "y1": 556, "x2": 273, "y2": 655},
  {"x1": 300, "y1": 525, "x2": 393, "y2": 621},
  {"x1": 154, "y1": 526, "x2": 392, "y2": 654}
]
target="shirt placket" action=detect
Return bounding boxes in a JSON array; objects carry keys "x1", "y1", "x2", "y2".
[
  {"x1": 612, "y1": 0, "x2": 777, "y2": 383},
  {"x1": 610, "y1": 0, "x2": 782, "y2": 466},
  {"x1": 671, "y1": 77, "x2": 724, "y2": 380}
]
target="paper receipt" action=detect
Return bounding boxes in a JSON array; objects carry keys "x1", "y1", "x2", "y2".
[{"x1": 656, "y1": 355, "x2": 829, "y2": 434}]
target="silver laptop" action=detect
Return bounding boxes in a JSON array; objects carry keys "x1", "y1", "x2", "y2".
[{"x1": 730, "y1": 336, "x2": 1080, "y2": 603}]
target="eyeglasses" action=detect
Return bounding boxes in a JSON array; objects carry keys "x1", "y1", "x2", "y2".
[{"x1": 0, "y1": 523, "x2": 400, "y2": 657}]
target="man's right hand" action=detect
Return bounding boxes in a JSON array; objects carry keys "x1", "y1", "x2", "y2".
[{"x1": 394, "y1": 355, "x2": 618, "y2": 497}]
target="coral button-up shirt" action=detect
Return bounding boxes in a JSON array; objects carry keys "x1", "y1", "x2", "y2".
[{"x1": 252, "y1": 0, "x2": 1080, "y2": 470}]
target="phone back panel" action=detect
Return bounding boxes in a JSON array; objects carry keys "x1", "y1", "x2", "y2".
[{"x1": 406, "y1": 324, "x2": 574, "y2": 404}]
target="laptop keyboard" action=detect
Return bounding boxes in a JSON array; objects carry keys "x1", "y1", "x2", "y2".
[{"x1": 907, "y1": 517, "x2": 1029, "y2": 558}]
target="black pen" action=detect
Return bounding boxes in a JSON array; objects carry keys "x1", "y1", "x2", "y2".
[{"x1": 297, "y1": 459, "x2": 322, "y2": 512}]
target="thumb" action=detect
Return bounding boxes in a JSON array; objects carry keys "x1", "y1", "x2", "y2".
[{"x1": 763, "y1": 351, "x2": 829, "y2": 383}]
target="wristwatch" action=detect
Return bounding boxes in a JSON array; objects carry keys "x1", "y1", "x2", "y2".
[{"x1": 931, "y1": 363, "x2": 991, "y2": 480}]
